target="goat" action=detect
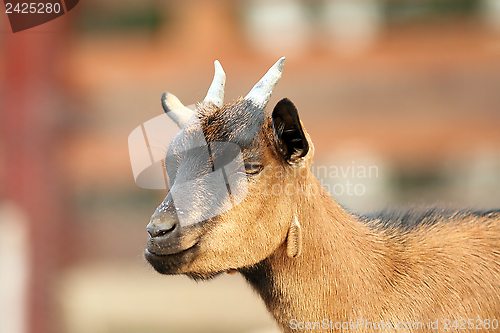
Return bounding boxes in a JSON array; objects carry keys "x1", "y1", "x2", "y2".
[{"x1": 145, "y1": 58, "x2": 500, "y2": 332}]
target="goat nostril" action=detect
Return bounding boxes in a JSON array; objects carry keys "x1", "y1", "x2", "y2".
[
  {"x1": 155, "y1": 224, "x2": 175, "y2": 237},
  {"x1": 148, "y1": 223, "x2": 176, "y2": 238}
]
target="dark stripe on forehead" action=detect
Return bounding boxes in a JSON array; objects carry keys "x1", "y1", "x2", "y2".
[{"x1": 201, "y1": 99, "x2": 267, "y2": 149}]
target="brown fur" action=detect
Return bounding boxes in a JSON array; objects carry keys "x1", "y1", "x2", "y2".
[{"x1": 147, "y1": 98, "x2": 500, "y2": 333}]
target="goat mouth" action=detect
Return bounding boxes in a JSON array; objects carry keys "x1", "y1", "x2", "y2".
[
  {"x1": 144, "y1": 242, "x2": 199, "y2": 275},
  {"x1": 145, "y1": 240, "x2": 199, "y2": 257}
]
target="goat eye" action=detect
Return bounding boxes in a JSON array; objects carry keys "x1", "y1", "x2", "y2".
[{"x1": 244, "y1": 163, "x2": 263, "y2": 175}]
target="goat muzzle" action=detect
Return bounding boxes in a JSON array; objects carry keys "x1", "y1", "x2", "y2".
[
  {"x1": 147, "y1": 212, "x2": 177, "y2": 238},
  {"x1": 146, "y1": 207, "x2": 200, "y2": 256}
]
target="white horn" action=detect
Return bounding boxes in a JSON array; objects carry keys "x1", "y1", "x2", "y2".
[
  {"x1": 203, "y1": 60, "x2": 226, "y2": 107},
  {"x1": 161, "y1": 92, "x2": 194, "y2": 128},
  {"x1": 244, "y1": 57, "x2": 285, "y2": 108}
]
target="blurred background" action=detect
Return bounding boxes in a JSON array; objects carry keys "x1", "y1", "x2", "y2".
[{"x1": 1, "y1": 0, "x2": 500, "y2": 332}]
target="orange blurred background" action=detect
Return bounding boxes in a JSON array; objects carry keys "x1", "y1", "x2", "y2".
[{"x1": 1, "y1": 1, "x2": 500, "y2": 332}]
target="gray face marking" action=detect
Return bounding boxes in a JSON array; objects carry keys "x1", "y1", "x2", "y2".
[{"x1": 163, "y1": 103, "x2": 258, "y2": 227}]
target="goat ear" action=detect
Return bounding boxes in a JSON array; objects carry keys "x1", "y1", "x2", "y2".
[
  {"x1": 161, "y1": 92, "x2": 194, "y2": 128},
  {"x1": 286, "y1": 216, "x2": 302, "y2": 258},
  {"x1": 272, "y1": 98, "x2": 309, "y2": 163}
]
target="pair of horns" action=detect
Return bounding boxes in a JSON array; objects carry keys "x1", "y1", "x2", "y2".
[{"x1": 162, "y1": 57, "x2": 286, "y2": 128}]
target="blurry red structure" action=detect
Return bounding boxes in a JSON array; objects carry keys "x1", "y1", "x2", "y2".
[{"x1": 1, "y1": 18, "x2": 70, "y2": 333}]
